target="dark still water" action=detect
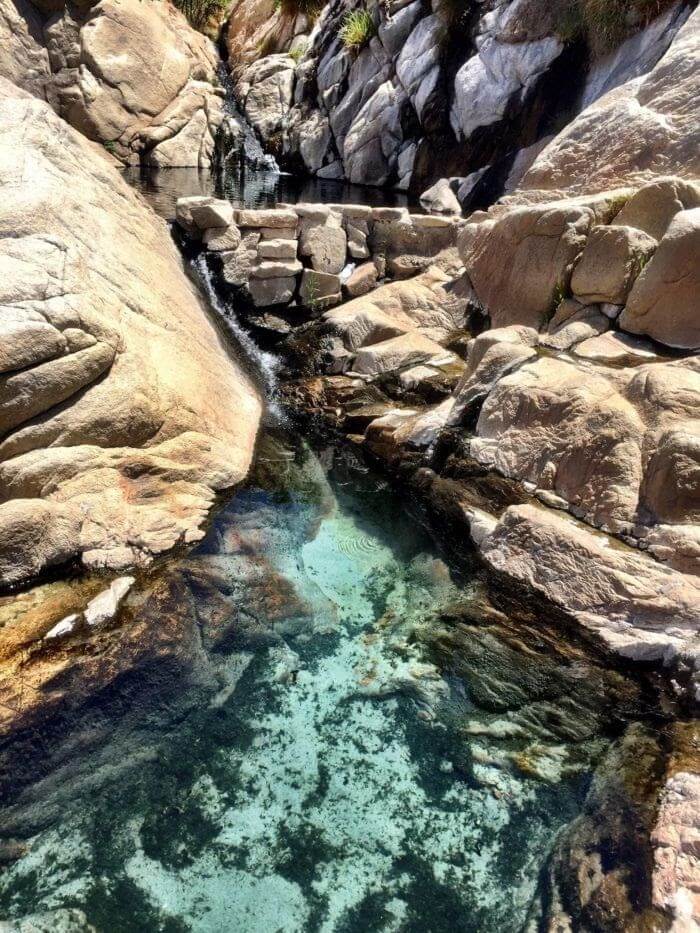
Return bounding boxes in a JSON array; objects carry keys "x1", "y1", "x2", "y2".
[
  {"x1": 123, "y1": 164, "x2": 416, "y2": 221},
  {"x1": 0, "y1": 428, "x2": 667, "y2": 932}
]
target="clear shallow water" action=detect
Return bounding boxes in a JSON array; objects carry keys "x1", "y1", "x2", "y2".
[{"x1": 0, "y1": 431, "x2": 657, "y2": 932}]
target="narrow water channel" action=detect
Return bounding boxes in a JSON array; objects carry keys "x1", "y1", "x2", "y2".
[
  {"x1": 0, "y1": 172, "x2": 673, "y2": 932},
  {"x1": 0, "y1": 424, "x2": 666, "y2": 932}
]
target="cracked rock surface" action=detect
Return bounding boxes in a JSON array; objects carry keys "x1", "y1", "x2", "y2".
[{"x1": 0, "y1": 79, "x2": 261, "y2": 586}]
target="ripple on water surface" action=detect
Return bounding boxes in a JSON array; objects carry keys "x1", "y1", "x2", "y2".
[{"x1": 0, "y1": 433, "x2": 660, "y2": 932}]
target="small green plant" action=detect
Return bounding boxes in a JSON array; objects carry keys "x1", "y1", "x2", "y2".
[
  {"x1": 103, "y1": 140, "x2": 118, "y2": 155},
  {"x1": 607, "y1": 191, "x2": 631, "y2": 218},
  {"x1": 553, "y1": 0, "x2": 675, "y2": 53},
  {"x1": 276, "y1": 0, "x2": 326, "y2": 19},
  {"x1": 302, "y1": 272, "x2": 321, "y2": 311},
  {"x1": 552, "y1": 280, "x2": 568, "y2": 309},
  {"x1": 339, "y1": 8, "x2": 376, "y2": 49},
  {"x1": 633, "y1": 252, "x2": 651, "y2": 278},
  {"x1": 173, "y1": 0, "x2": 228, "y2": 29},
  {"x1": 289, "y1": 40, "x2": 309, "y2": 63}
]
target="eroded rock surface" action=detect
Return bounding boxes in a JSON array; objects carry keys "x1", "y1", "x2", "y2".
[
  {"x1": 0, "y1": 80, "x2": 261, "y2": 586},
  {"x1": 226, "y1": 0, "x2": 691, "y2": 200},
  {"x1": 0, "y1": 0, "x2": 226, "y2": 167},
  {"x1": 520, "y1": 7, "x2": 700, "y2": 197}
]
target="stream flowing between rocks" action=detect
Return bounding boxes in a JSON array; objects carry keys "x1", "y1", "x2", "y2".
[{"x1": 0, "y1": 174, "x2": 678, "y2": 932}]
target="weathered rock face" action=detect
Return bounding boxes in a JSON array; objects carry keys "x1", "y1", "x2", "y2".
[
  {"x1": 226, "y1": 0, "x2": 311, "y2": 72},
  {"x1": 0, "y1": 80, "x2": 261, "y2": 586},
  {"x1": 454, "y1": 178, "x2": 700, "y2": 577},
  {"x1": 0, "y1": 0, "x2": 226, "y2": 167},
  {"x1": 620, "y1": 208, "x2": 700, "y2": 349},
  {"x1": 237, "y1": 53, "x2": 296, "y2": 147},
  {"x1": 0, "y1": 0, "x2": 55, "y2": 104},
  {"x1": 175, "y1": 199, "x2": 462, "y2": 310},
  {"x1": 476, "y1": 503, "x2": 700, "y2": 663},
  {"x1": 519, "y1": 6, "x2": 700, "y2": 197},
  {"x1": 227, "y1": 0, "x2": 689, "y2": 199}
]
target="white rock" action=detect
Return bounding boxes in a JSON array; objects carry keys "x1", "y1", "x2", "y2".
[
  {"x1": 44, "y1": 614, "x2": 79, "y2": 640},
  {"x1": 84, "y1": 576, "x2": 135, "y2": 627},
  {"x1": 450, "y1": 35, "x2": 563, "y2": 140}
]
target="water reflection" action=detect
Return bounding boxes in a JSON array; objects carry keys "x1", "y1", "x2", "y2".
[{"x1": 123, "y1": 165, "x2": 415, "y2": 220}]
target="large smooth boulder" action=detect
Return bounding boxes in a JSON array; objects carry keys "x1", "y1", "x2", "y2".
[
  {"x1": 395, "y1": 14, "x2": 441, "y2": 123},
  {"x1": 615, "y1": 176, "x2": 700, "y2": 240},
  {"x1": 354, "y1": 333, "x2": 456, "y2": 376},
  {"x1": 476, "y1": 504, "x2": 700, "y2": 668},
  {"x1": 540, "y1": 300, "x2": 609, "y2": 350},
  {"x1": 0, "y1": 0, "x2": 225, "y2": 167},
  {"x1": 471, "y1": 357, "x2": 645, "y2": 530},
  {"x1": 450, "y1": 34, "x2": 563, "y2": 141},
  {"x1": 0, "y1": 80, "x2": 261, "y2": 586},
  {"x1": 570, "y1": 224, "x2": 657, "y2": 305},
  {"x1": 462, "y1": 201, "x2": 594, "y2": 328},
  {"x1": 464, "y1": 348, "x2": 700, "y2": 572},
  {"x1": 449, "y1": 326, "x2": 538, "y2": 425},
  {"x1": 237, "y1": 54, "x2": 296, "y2": 142},
  {"x1": 343, "y1": 80, "x2": 406, "y2": 186},
  {"x1": 520, "y1": 8, "x2": 700, "y2": 196},
  {"x1": 619, "y1": 208, "x2": 700, "y2": 349},
  {"x1": 420, "y1": 179, "x2": 461, "y2": 215},
  {"x1": 324, "y1": 266, "x2": 471, "y2": 348}
]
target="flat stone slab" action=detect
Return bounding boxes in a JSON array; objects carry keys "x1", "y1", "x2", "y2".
[
  {"x1": 573, "y1": 331, "x2": 661, "y2": 364},
  {"x1": 234, "y1": 208, "x2": 298, "y2": 228},
  {"x1": 258, "y1": 238, "x2": 298, "y2": 260},
  {"x1": 372, "y1": 207, "x2": 410, "y2": 222},
  {"x1": 250, "y1": 260, "x2": 303, "y2": 280},
  {"x1": 409, "y1": 213, "x2": 456, "y2": 229},
  {"x1": 328, "y1": 203, "x2": 374, "y2": 220}
]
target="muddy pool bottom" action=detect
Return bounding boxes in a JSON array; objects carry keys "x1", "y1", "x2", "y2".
[{"x1": 0, "y1": 428, "x2": 673, "y2": 932}]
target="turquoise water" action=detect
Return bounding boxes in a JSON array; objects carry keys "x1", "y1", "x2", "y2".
[{"x1": 0, "y1": 432, "x2": 653, "y2": 932}]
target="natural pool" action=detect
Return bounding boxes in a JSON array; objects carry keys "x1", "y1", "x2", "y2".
[
  {"x1": 0, "y1": 425, "x2": 669, "y2": 932},
  {"x1": 122, "y1": 163, "x2": 415, "y2": 221}
]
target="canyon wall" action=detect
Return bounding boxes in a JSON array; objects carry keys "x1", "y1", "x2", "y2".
[
  {"x1": 227, "y1": 0, "x2": 692, "y2": 201},
  {"x1": 0, "y1": 78, "x2": 262, "y2": 587},
  {"x1": 0, "y1": 0, "x2": 227, "y2": 167}
]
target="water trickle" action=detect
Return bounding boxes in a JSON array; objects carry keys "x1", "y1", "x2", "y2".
[
  {"x1": 216, "y1": 65, "x2": 280, "y2": 174},
  {"x1": 192, "y1": 253, "x2": 282, "y2": 419}
]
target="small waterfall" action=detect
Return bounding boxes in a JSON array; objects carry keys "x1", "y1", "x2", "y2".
[
  {"x1": 192, "y1": 254, "x2": 283, "y2": 420},
  {"x1": 217, "y1": 65, "x2": 280, "y2": 174}
]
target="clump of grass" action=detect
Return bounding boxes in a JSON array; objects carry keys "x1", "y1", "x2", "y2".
[
  {"x1": 276, "y1": 0, "x2": 326, "y2": 19},
  {"x1": 606, "y1": 191, "x2": 631, "y2": 218},
  {"x1": 553, "y1": 0, "x2": 675, "y2": 53},
  {"x1": 173, "y1": 0, "x2": 228, "y2": 30},
  {"x1": 339, "y1": 8, "x2": 376, "y2": 49},
  {"x1": 552, "y1": 280, "x2": 568, "y2": 309},
  {"x1": 289, "y1": 40, "x2": 309, "y2": 63}
]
